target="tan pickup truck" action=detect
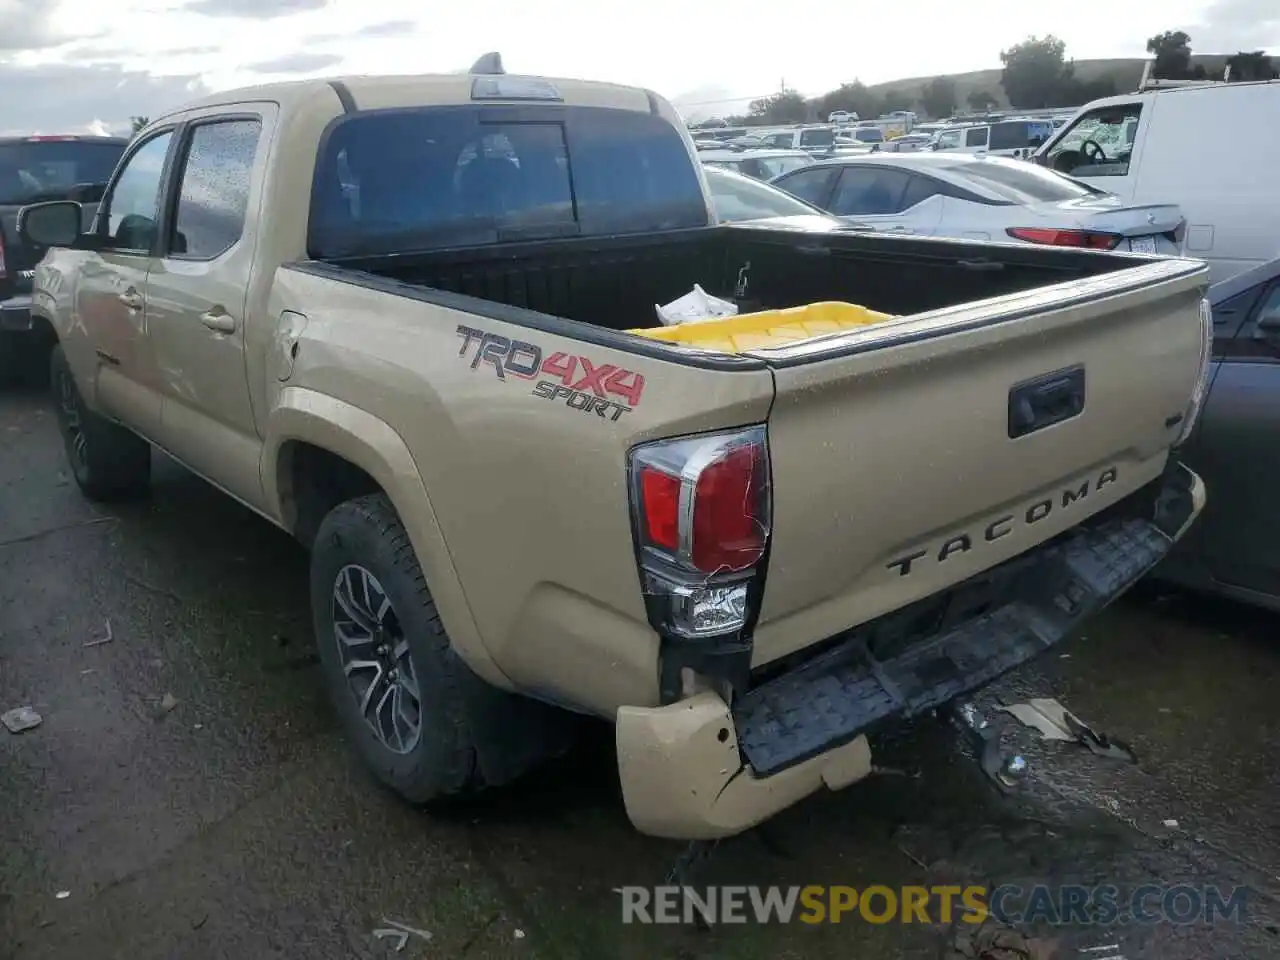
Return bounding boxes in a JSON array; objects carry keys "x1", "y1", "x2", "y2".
[{"x1": 20, "y1": 65, "x2": 1210, "y2": 840}]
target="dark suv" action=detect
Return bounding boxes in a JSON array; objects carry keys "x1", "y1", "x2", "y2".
[{"x1": 1, "y1": 135, "x2": 127, "y2": 383}]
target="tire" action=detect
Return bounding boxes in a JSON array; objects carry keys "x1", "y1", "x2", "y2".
[
  {"x1": 310, "y1": 493, "x2": 483, "y2": 803},
  {"x1": 50, "y1": 344, "x2": 152, "y2": 501}
]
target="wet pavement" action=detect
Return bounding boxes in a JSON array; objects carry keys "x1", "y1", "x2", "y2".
[{"x1": 2, "y1": 385, "x2": 1279, "y2": 959}]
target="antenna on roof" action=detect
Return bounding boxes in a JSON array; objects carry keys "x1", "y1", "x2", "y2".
[{"x1": 470, "y1": 52, "x2": 505, "y2": 75}]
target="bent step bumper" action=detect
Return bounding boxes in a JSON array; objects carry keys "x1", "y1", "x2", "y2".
[
  {"x1": 616, "y1": 462, "x2": 1203, "y2": 839},
  {"x1": 736, "y1": 516, "x2": 1170, "y2": 777}
]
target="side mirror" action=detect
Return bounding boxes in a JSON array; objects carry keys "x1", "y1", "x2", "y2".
[
  {"x1": 930, "y1": 142, "x2": 940, "y2": 151},
  {"x1": 18, "y1": 200, "x2": 84, "y2": 248}
]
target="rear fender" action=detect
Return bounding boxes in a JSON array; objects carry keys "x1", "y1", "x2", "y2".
[{"x1": 263, "y1": 386, "x2": 513, "y2": 690}]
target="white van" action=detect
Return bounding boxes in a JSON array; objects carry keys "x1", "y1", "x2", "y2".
[
  {"x1": 932, "y1": 119, "x2": 1055, "y2": 159},
  {"x1": 1032, "y1": 79, "x2": 1280, "y2": 281}
]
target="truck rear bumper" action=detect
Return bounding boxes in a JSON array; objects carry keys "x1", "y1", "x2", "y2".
[{"x1": 616, "y1": 462, "x2": 1203, "y2": 839}]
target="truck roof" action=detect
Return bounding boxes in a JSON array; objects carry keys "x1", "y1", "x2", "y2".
[{"x1": 164, "y1": 72, "x2": 661, "y2": 121}]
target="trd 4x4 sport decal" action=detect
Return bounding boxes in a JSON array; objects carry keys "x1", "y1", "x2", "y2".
[{"x1": 456, "y1": 325, "x2": 646, "y2": 421}]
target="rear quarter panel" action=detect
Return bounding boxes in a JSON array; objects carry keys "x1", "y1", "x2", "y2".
[{"x1": 265, "y1": 267, "x2": 775, "y2": 713}]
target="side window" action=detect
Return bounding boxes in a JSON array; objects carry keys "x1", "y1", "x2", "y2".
[
  {"x1": 936, "y1": 130, "x2": 962, "y2": 151},
  {"x1": 1045, "y1": 103, "x2": 1142, "y2": 178},
  {"x1": 830, "y1": 167, "x2": 911, "y2": 216},
  {"x1": 1246, "y1": 283, "x2": 1280, "y2": 345},
  {"x1": 101, "y1": 131, "x2": 174, "y2": 252},
  {"x1": 774, "y1": 167, "x2": 837, "y2": 207},
  {"x1": 1213, "y1": 281, "x2": 1280, "y2": 359},
  {"x1": 965, "y1": 127, "x2": 988, "y2": 148},
  {"x1": 170, "y1": 119, "x2": 262, "y2": 259},
  {"x1": 900, "y1": 174, "x2": 943, "y2": 209},
  {"x1": 989, "y1": 123, "x2": 1029, "y2": 151},
  {"x1": 799, "y1": 128, "x2": 834, "y2": 148},
  {"x1": 767, "y1": 133, "x2": 794, "y2": 149}
]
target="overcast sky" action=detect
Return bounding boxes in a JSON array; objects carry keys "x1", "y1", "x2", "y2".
[{"x1": 1, "y1": 0, "x2": 1277, "y2": 134}]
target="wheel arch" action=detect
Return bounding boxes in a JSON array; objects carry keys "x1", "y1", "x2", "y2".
[{"x1": 263, "y1": 387, "x2": 513, "y2": 690}]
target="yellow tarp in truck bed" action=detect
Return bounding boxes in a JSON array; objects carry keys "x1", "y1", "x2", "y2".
[{"x1": 630, "y1": 301, "x2": 898, "y2": 354}]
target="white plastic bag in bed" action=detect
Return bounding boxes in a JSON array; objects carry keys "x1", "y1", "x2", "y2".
[{"x1": 654, "y1": 284, "x2": 739, "y2": 326}]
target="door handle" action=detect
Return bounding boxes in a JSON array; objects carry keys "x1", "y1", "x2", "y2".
[
  {"x1": 199, "y1": 309, "x2": 236, "y2": 333},
  {"x1": 1008, "y1": 365, "x2": 1086, "y2": 438},
  {"x1": 118, "y1": 290, "x2": 143, "y2": 310},
  {"x1": 886, "y1": 225, "x2": 913, "y2": 233}
]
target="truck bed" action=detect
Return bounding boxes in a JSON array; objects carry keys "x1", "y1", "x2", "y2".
[{"x1": 318, "y1": 224, "x2": 1135, "y2": 335}]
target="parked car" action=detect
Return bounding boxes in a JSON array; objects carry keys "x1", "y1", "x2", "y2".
[
  {"x1": 22, "y1": 65, "x2": 1209, "y2": 841},
  {"x1": 0, "y1": 134, "x2": 128, "y2": 384},
  {"x1": 769, "y1": 154, "x2": 1184, "y2": 254},
  {"x1": 828, "y1": 110, "x2": 858, "y2": 123},
  {"x1": 878, "y1": 133, "x2": 933, "y2": 153},
  {"x1": 701, "y1": 165, "x2": 840, "y2": 229},
  {"x1": 698, "y1": 148, "x2": 814, "y2": 182},
  {"x1": 1032, "y1": 79, "x2": 1280, "y2": 282},
  {"x1": 1157, "y1": 256, "x2": 1280, "y2": 608},
  {"x1": 931, "y1": 119, "x2": 1055, "y2": 159},
  {"x1": 755, "y1": 125, "x2": 838, "y2": 156}
]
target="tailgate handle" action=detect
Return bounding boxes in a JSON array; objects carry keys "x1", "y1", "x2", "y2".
[{"x1": 1008, "y1": 365, "x2": 1085, "y2": 439}]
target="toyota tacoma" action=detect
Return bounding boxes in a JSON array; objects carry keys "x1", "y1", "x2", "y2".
[{"x1": 19, "y1": 62, "x2": 1210, "y2": 839}]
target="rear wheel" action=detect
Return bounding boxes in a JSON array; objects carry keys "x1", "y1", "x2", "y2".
[
  {"x1": 310, "y1": 493, "x2": 484, "y2": 802},
  {"x1": 50, "y1": 345, "x2": 151, "y2": 501}
]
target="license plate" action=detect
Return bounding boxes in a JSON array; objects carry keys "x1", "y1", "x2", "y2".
[{"x1": 1128, "y1": 236, "x2": 1158, "y2": 254}]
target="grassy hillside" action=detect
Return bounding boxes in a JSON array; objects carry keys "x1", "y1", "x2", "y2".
[{"x1": 864, "y1": 55, "x2": 1231, "y2": 111}]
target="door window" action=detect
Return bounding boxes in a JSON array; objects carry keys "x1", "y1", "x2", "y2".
[
  {"x1": 101, "y1": 131, "x2": 174, "y2": 252},
  {"x1": 773, "y1": 167, "x2": 837, "y2": 206},
  {"x1": 900, "y1": 174, "x2": 943, "y2": 209},
  {"x1": 1044, "y1": 103, "x2": 1142, "y2": 178},
  {"x1": 965, "y1": 127, "x2": 988, "y2": 148},
  {"x1": 829, "y1": 167, "x2": 911, "y2": 216},
  {"x1": 170, "y1": 119, "x2": 262, "y2": 259}
]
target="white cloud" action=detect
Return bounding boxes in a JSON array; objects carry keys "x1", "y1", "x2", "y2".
[{"x1": 3, "y1": 0, "x2": 1278, "y2": 131}]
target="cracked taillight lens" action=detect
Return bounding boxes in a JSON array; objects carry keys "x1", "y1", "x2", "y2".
[{"x1": 629, "y1": 426, "x2": 771, "y2": 639}]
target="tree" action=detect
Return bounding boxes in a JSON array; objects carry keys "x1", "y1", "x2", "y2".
[
  {"x1": 919, "y1": 77, "x2": 956, "y2": 119},
  {"x1": 747, "y1": 89, "x2": 808, "y2": 124},
  {"x1": 999, "y1": 36, "x2": 1075, "y2": 109},
  {"x1": 815, "y1": 81, "x2": 880, "y2": 122},
  {"x1": 1146, "y1": 30, "x2": 1193, "y2": 79},
  {"x1": 129, "y1": 116, "x2": 150, "y2": 133},
  {"x1": 879, "y1": 88, "x2": 913, "y2": 113},
  {"x1": 1226, "y1": 50, "x2": 1278, "y2": 81},
  {"x1": 966, "y1": 89, "x2": 998, "y2": 112}
]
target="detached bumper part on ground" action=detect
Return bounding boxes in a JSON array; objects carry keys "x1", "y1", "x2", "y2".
[{"x1": 616, "y1": 462, "x2": 1205, "y2": 840}]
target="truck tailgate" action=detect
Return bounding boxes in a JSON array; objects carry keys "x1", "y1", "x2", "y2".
[{"x1": 749, "y1": 259, "x2": 1209, "y2": 666}]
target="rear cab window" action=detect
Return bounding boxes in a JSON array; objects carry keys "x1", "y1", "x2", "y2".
[
  {"x1": 1044, "y1": 102, "x2": 1143, "y2": 178},
  {"x1": 965, "y1": 127, "x2": 988, "y2": 148},
  {"x1": 309, "y1": 106, "x2": 708, "y2": 258},
  {"x1": 0, "y1": 138, "x2": 124, "y2": 205}
]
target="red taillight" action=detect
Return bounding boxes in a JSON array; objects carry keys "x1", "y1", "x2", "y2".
[
  {"x1": 1006, "y1": 227, "x2": 1121, "y2": 250},
  {"x1": 639, "y1": 465, "x2": 680, "y2": 551},
  {"x1": 692, "y1": 445, "x2": 767, "y2": 573},
  {"x1": 630, "y1": 426, "x2": 772, "y2": 639}
]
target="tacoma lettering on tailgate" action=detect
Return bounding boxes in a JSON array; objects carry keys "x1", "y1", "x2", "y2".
[
  {"x1": 456, "y1": 324, "x2": 646, "y2": 421},
  {"x1": 886, "y1": 466, "x2": 1119, "y2": 577}
]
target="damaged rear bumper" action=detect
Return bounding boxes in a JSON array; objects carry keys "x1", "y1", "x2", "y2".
[{"x1": 616, "y1": 462, "x2": 1204, "y2": 839}]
